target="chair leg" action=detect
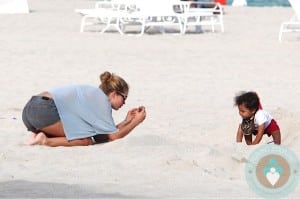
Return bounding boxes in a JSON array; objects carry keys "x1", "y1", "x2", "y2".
[
  {"x1": 80, "y1": 16, "x2": 88, "y2": 32},
  {"x1": 115, "y1": 18, "x2": 124, "y2": 35},
  {"x1": 279, "y1": 23, "x2": 289, "y2": 42},
  {"x1": 100, "y1": 17, "x2": 112, "y2": 34},
  {"x1": 180, "y1": 17, "x2": 186, "y2": 34},
  {"x1": 219, "y1": 16, "x2": 224, "y2": 32},
  {"x1": 278, "y1": 24, "x2": 284, "y2": 42},
  {"x1": 139, "y1": 20, "x2": 146, "y2": 36},
  {"x1": 176, "y1": 16, "x2": 184, "y2": 35},
  {"x1": 182, "y1": 19, "x2": 187, "y2": 34},
  {"x1": 211, "y1": 18, "x2": 215, "y2": 33},
  {"x1": 179, "y1": 21, "x2": 184, "y2": 34}
]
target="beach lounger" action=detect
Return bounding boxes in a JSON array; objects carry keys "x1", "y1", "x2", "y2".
[
  {"x1": 278, "y1": 0, "x2": 300, "y2": 42},
  {"x1": 181, "y1": 1, "x2": 224, "y2": 34},
  {"x1": 120, "y1": 0, "x2": 186, "y2": 35},
  {"x1": 0, "y1": 0, "x2": 29, "y2": 14},
  {"x1": 75, "y1": 0, "x2": 223, "y2": 35},
  {"x1": 75, "y1": 1, "x2": 129, "y2": 34}
]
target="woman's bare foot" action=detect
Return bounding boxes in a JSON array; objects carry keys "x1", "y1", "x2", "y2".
[
  {"x1": 24, "y1": 133, "x2": 37, "y2": 145},
  {"x1": 25, "y1": 132, "x2": 47, "y2": 145}
]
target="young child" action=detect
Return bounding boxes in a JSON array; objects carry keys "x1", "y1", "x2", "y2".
[{"x1": 235, "y1": 91, "x2": 281, "y2": 145}]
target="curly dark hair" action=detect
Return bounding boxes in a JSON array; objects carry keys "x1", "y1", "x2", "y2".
[{"x1": 234, "y1": 91, "x2": 259, "y2": 111}]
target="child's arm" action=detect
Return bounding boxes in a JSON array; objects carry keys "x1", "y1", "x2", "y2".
[
  {"x1": 251, "y1": 124, "x2": 265, "y2": 145},
  {"x1": 236, "y1": 125, "x2": 243, "y2": 142}
]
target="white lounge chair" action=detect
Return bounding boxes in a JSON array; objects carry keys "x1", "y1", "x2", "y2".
[
  {"x1": 279, "y1": 0, "x2": 300, "y2": 42},
  {"x1": 181, "y1": 1, "x2": 224, "y2": 34},
  {"x1": 75, "y1": 1, "x2": 129, "y2": 34},
  {"x1": 120, "y1": 0, "x2": 186, "y2": 35},
  {"x1": 0, "y1": 0, "x2": 29, "y2": 14}
]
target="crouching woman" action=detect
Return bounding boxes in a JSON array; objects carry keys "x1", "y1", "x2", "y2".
[{"x1": 22, "y1": 71, "x2": 146, "y2": 146}]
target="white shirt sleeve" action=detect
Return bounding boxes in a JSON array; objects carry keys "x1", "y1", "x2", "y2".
[{"x1": 254, "y1": 110, "x2": 273, "y2": 128}]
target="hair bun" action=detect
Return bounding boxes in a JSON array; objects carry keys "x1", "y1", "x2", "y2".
[
  {"x1": 100, "y1": 71, "x2": 112, "y2": 84},
  {"x1": 99, "y1": 71, "x2": 129, "y2": 96}
]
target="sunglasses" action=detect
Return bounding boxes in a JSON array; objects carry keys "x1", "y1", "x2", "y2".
[{"x1": 117, "y1": 92, "x2": 127, "y2": 102}]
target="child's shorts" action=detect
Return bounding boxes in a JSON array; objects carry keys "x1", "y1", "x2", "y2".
[
  {"x1": 253, "y1": 119, "x2": 280, "y2": 137},
  {"x1": 264, "y1": 119, "x2": 280, "y2": 136},
  {"x1": 22, "y1": 96, "x2": 60, "y2": 133}
]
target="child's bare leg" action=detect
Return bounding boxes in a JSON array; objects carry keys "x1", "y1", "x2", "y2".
[{"x1": 272, "y1": 131, "x2": 281, "y2": 144}]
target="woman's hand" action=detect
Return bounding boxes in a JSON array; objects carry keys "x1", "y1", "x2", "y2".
[
  {"x1": 132, "y1": 106, "x2": 146, "y2": 124},
  {"x1": 125, "y1": 108, "x2": 139, "y2": 123},
  {"x1": 125, "y1": 106, "x2": 146, "y2": 123},
  {"x1": 112, "y1": 106, "x2": 146, "y2": 141}
]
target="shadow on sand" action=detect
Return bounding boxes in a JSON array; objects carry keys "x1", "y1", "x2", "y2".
[{"x1": 0, "y1": 180, "x2": 144, "y2": 198}]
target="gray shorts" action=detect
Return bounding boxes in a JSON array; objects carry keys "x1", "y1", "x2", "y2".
[{"x1": 22, "y1": 96, "x2": 60, "y2": 133}]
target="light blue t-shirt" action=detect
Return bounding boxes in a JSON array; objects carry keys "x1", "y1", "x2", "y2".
[{"x1": 49, "y1": 85, "x2": 118, "y2": 141}]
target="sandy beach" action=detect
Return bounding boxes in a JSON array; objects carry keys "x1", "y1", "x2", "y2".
[{"x1": 0, "y1": 0, "x2": 300, "y2": 198}]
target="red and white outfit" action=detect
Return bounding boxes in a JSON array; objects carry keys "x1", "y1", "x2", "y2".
[
  {"x1": 253, "y1": 109, "x2": 280, "y2": 136},
  {"x1": 240, "y1": 100, "x2": 280, "y2": 136}
]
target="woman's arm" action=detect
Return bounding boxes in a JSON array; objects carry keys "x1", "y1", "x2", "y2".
[
  {"x1": 108, "y1": 107, "x2": 146, "y2": 141},
  {"x1": 45, "y1": 137, "x2": 92, "y2": 146},
  {"x1": 116, "y1": 108, "x2": 138, "y2": 129}
]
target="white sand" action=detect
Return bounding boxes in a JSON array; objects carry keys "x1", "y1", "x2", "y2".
[{"x1": 0, "y1": 0, "x2": 300, "y2": 197}]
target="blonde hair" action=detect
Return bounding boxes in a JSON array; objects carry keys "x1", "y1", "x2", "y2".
[{"x1": 99, "y1": 71, "x2": 129, "y2": 95}]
